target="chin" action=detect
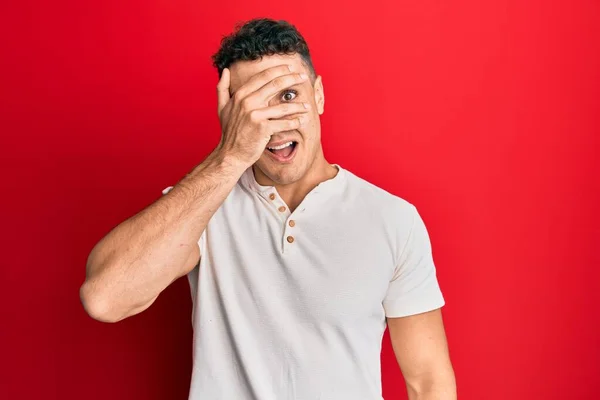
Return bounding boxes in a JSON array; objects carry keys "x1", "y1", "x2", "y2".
[{"x1": 255, "y1": 160, "x2": 304, "y2": 186}]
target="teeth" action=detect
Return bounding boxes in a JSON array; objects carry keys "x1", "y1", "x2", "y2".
[{"x1": 268, "y1": 141, "x2": 293, "y2": 150}]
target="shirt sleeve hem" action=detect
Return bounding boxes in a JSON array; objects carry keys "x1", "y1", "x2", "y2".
[{"x1": 384, "y1": 296, "x2": 446, "y2": 318}]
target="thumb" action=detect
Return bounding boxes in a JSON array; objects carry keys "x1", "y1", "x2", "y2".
[{"x1": 217, "y1": 68, "x2": 231, "y2": 115}]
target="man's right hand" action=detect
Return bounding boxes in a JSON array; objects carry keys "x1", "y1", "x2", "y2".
[{"x1": 215, "y1": 64, "x2": 311, "y2": 166}]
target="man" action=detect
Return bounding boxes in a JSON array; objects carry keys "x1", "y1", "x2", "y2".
[{"x1": 80, "y1": 18, "x2": 456, "y2": 400}]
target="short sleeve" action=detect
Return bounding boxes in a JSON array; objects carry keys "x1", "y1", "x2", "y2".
[{"x1": 383, "y1": 205, "x2": 445, "y2": 318}]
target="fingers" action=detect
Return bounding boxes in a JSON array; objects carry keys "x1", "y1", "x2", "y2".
[
  {"x1": 236, "y1": 64, "x2": 308, "y2": 102},
  {"x1": 266, "y1": 115, "x2": 305, "y2": 133},
  {"x1": 233, "y1": 64, "x2": 293, "y2": 100},
  {"x1": 252, "y1": 102, "x2": 310, "y2": 121},
  {"x1": 253, "y1": 72, "x2": 309, "y2": 104},
  {"x1": 217, "y1": 68, "x2": 231, "y2": 115}
]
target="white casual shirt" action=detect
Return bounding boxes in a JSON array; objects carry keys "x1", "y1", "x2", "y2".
[{"x1": 162, "y1": 163, "x2": 445, "y2": 400}]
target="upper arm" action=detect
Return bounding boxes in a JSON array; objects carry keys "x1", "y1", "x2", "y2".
[
  {"x1": 387, "y1": 310, "x2": 455, "y2": 397},
  {"x1": 182, "y1": 242, "x2": 201, "y2": 274},
  {"x1": 382, "y1": 204, "x2": 455, "y2": 397}
]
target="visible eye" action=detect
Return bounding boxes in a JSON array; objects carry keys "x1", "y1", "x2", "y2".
[{"x1": 281, "y1": 89, "x2": 298, "y2": 102}]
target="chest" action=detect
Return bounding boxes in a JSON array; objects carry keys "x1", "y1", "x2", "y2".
[{"x1": 200, "y1": 194, "x2": 396, "y2": 325}]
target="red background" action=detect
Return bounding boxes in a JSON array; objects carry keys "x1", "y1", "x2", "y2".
[{"x1": 1, "y1": 1, "x2": 599, "y2": 399}]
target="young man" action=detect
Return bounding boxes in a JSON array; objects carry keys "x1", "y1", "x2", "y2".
[{"x1": 81, "y1": 18, "x2": 456, "y2": 400}]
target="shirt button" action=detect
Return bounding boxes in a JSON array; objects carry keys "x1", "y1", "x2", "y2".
[
  {"x1": 269, "y1": 193, "x2": 276, "y2": 200},
  {"x1": 278, "y1": 206, "x2": 286, "y2": 212},
  {"x1": 289, "y1": 220, "x2": 295, "y2": 227},
  {"x1": 287, "y1": 236, "x2": 295, "y2": 243}
]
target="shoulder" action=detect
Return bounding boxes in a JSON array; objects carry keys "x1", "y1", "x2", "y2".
[
  {"x1": 340, "y1": 168, "x2": 424, "y2": 264},
  {"x1": 342, "y1": 168, "x2": 417, "y2": 225}
]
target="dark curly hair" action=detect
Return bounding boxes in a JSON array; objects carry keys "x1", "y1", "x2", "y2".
[{"x1": 211, "y1": 18, "x2": 316, "y2": 82}]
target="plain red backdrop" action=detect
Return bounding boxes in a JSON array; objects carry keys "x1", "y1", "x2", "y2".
[{"x1": 1, "y1": 1, "x2": 599, "y2": 399}]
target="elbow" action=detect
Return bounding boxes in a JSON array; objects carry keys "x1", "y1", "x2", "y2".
[
  {"x1": 79, "y1": 279, "x2": 121, "y2": 323},
  {"x1": 406, "y1": 369, "x2": 457, "y2": 400}
]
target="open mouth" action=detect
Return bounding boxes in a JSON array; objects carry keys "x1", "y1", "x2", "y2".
[{"x1": 266, "y1": 141, "x2": 298, "y2": 162}]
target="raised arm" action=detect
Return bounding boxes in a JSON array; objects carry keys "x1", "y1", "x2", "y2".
[
  {"x1": 80, "y1": 150, "x2": 245, "y2": 323},
  {"x1": 80, "y1": 64, "x2": 311, "y2": 323}
]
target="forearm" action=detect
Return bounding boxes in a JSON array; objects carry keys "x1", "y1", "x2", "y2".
[{"x1": 80, "y1": 149, "x2": 246, "y2": 322}]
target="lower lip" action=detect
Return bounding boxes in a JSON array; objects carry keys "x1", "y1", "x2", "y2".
[{"x1": 265, "y1": 143, "x2": 298, "y2": 163}]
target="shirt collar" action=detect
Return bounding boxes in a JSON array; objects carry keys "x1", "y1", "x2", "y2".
[{"x1": 240, "y1": 163, "x2": 347, "y2": 199}]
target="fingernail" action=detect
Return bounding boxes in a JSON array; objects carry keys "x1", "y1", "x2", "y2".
[
  {"x1": 303, "y1": 103, "x2": 311, "y2": 109},
  {"x1": 288, "y1": 65, "x2": 294, "y2": 72},
  {"x1": 300, "y1": 73, "x2": 308, "y2": 80}
]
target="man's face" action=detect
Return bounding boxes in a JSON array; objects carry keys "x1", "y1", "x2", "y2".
[{"x1": 228, "y1": 53, "x2": 325, "y2": 186}]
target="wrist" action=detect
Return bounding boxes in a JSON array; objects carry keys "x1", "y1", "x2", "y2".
[{"x1": 209, "y1": 148, "x2": 251, "y2": 176}]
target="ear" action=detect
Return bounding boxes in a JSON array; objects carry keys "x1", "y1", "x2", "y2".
[{"x1": 313, "y1": 75, "x2": 325, "y2": 115}]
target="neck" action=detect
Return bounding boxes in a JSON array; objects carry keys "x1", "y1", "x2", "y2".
[{"x1": 253, "y1": 153, "x2": 339, "y2": 212}]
